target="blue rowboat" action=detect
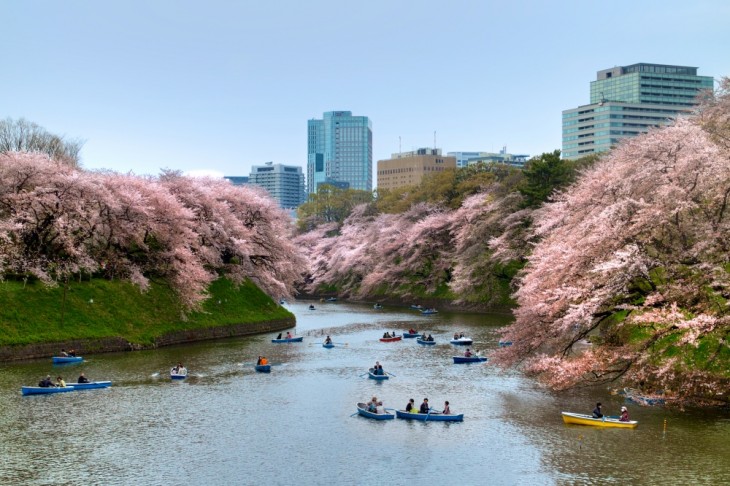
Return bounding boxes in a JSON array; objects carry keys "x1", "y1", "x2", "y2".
[
  {"x1": 498, "y1": 341, "x2": 513, "y2": 347},
  {"x1": 409, "y1": 304, "x2": 423, "y2": 310},
  {"x1": 420, "y1": 308, "x2": 438, "y2": 315},
  {"x1": 417, "y1": 338, "x2": 436, "y2": 345},
  {"x1": 453, "y1": 356, "x2": 488, "y2": 364},
  {"x1": 449, "y1": 337, "x2": 473, "y2": 345},
  {"x1": 272, "y1": 336, "x2": 304, "y2": 343},
  {"x1": 395, "y1": 410, "x2": 464, "y2": 422},
  {"x1": 67, "y1": 381, "x2": 112, "y2": 390},
  {"x1": 368, "y1": 368, "x2": 389, "y2": 380},
  {"x1": 52, "y1": 356, "x2": 84, "y2": 364},
  {"x1": 323, "y1": 343, "x2": 335, "y2": 348},
  {"x1": 356, "y1": 402, "x2": 394, "y2": 420},
  {"x1": 255, "y1": 364, "x2": 271, "y2": 373},
  {"x1": 170, "y1": 368, "x2": 187, "y2": 380},
  {"x1": 403, "y1": 332, "x2": 421, "y2": 338},
  {"x1": 21, "y1": 386, "x2": 76, "y2": 396}
]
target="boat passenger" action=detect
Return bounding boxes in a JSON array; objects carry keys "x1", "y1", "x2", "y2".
[
  {"x1": 39, "y1": 375, "x2": 54, "y2": 387},
  {"x1": 276, "y1": 333, "x2": 282, "y2": 339},
  {"x1": 60, "y1": 348, "x2": 69, "y2": 357},
  {"x1": 260, "y1": 357, "x2": 268, "y2": 366},
  {"x1": 77, "y1": 373, "x2": 90, "y2": 384},
  {"x1": 257, "y1": 356, "x2": 263, "y2": 365},
  {"x1": 324, "y1": 336, "x2": 332, "y2": 344},
  {"x1": 405, "y1": 398, "x2": 416, "y2": 413},
  {"x1": 286, "y1": 332, "x2": 293, "y2": 339},
  {"x1": 459, "y1": 332, "x2": 465, "y2": 338},
  {"x1": 368, "y1": 397, "x2": 378, "y2": 413},
  {"x1": 619, "y1": 406, "x2": 630, "y2": 422},
  {"x1": 453, "y1": 333, "x2": 459, "y2": 340},
  {"x1": 68, "y1": 349, "x2": 76, "y2": 357},
  {"x1": 409, "y1": 328, "x2": 416, "y2": 335},
  {"x1": 419, "y1": 398, "x2": 430, "y2": 414},
  {"x1": 56, "y1": 376, "x2": 66, "y2": 388},
  {"x1": 376, "y1": 401, "x2": 385, "y2": 414},
  {"x1": 465, "y1": 349, "x2": 473, "y2": 357},
  {"x1": 383, "y1": 332, "x2": 390, "y2": 339},
  {"x1": 427, "y1": 334, "x2": 434, "y2": 341},
  {"x1": 592, "y1": 402, "x2": 603, "y2": 418},
  {"x1": 309, "y1": 305, "x2": 315, "y2": 310},
  {"x1": 443, "y1": 401, "x2": 451, "y2": 414}
]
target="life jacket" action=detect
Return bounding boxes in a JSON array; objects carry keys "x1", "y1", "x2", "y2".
[{"x1": 261, "y1": 358, "x2": 268, "y2": 365}]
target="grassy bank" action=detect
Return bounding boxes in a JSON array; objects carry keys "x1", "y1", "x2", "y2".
[{"x1": 0, "y1": 277, "x2": 293, "y2": 346}]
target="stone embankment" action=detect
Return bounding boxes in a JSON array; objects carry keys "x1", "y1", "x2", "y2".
[{"x1": 0, "y1": 318, "x2": 294, "y2": 362}]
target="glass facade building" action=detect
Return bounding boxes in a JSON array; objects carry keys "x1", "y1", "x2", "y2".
[
  {"x1": 562, "y1": 63, "x2": 713, "y2": 160},
  {"x1": 307, "y1": 111, "x2": 372, "y2": 194},
  {"x1": 249, "y1": 162, "x2": 306, "y2": 209}
]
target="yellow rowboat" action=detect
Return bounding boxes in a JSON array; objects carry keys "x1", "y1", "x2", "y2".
[{"x1": 561, "y1": 412, "x2": 638, "y2": 429}]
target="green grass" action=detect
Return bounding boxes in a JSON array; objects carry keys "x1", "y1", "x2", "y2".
[{"x1": 0, "y1": 278, "x2": 293, "y2": 346}]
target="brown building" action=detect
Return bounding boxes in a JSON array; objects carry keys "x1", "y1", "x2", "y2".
[{"x1": 377, "y1": 148, "x2": 456, "y2": 191}]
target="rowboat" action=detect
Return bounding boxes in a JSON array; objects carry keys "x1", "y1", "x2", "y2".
[
  {"x1": 356, "y1": 402, "x2": 394, "y2": 420},
  {"x1": 52, "y1": 356, "x2": 84, "y2": 364},
  {"x1": 66, "y1": 381, "x2": 112, "y2": 390},
  {"x1": 498, "y1": 341, "x2": 513, "y2": 347},
  {"x1": 409, "y1": 304, "x2": 423, "y2": 310},
  {"x1": 379, "y1": 336, "x2": 401, "y2": 342},
  {"x1": 255, "y1": 364, "x2": 271, "y2": 373},
  {"x1": 420, "y1": 308, "x2": 438, "y2": 315},
  {"x1": 271, "y1": 336, "x2": 304, "y2": 343},
  {"x1": 21, "y1": 386, "x2": 76, "y2": 396},
  {"x1": 322, "y1": 343, "x2": 335, "y2": 348},
  {"x1": 368, "y1": 368, "x2": 389, "y2": 380},
  {"x1": 326, "y1": 297, "x2": 338, "y2": 302},
  {"x1": 170, "y1": 368, "x2": 188, "y2": 380},
  {"x1": 373, "y1": 304, "x2": 383, "y2": 310},
  {"x1": 395, "y1": 410, "x2": 464, "y2": 422},
  {"x1": 561, "y1": 412, "x2": 638, "y2": 429},
  {"x1": 403, "y1": 331, "x2": 421, "y2": 338},
  {"x1": 453, "y1": 356, "x2": 488, "y2": 363},
  {"x1": 450, "y1": 337, "x2": 473, "y2": 345},
  {"x1": 417, "y1": 338, "x2": 436, "y2": 345}
]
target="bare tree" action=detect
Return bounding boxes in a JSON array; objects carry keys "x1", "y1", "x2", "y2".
[{"x1": 0, "y1": 118, "x2": 83, "y2": 168}]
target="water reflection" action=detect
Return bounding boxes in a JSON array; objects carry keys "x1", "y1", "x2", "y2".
[{"x1": 0, "y1": 301, "x2": 727, "y2": 485}]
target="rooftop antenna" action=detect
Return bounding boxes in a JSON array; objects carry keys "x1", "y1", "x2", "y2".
[
  {"x1": 399, "y1": 136, "x2": 401, "y2": 154},
  {"x1": 434, "y1": 131, "x2": 436, "y2": 150}
]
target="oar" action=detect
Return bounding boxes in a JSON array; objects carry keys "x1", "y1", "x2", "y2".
[
  {"x1": 359, "y1": 372, "x2": 369, "y2": 377},
  {"x1": 349, "y1": 412, "x2": 359, "y2": 417},
  {"x1": 386, "y1": 372, "x2": 396, "y2": 377},
  {"x1": 425, "y1": 408, "x2": 432, "y2": 422}
]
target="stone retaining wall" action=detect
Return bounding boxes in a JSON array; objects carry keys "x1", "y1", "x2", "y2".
[{"x1": 0, "y1": 317, "x2": 295, "y2": 363}]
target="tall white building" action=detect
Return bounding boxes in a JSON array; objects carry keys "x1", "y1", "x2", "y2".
[{"x1": 249, "y1": 162, "x2": 306, "y2": 209}]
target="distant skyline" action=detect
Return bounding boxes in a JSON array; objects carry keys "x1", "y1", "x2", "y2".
[{"x1": 3, "y1": 1, "x2": 729, "y2": 184}]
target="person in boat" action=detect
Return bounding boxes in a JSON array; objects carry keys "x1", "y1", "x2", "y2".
[
  {"x1": 309, "y1": 305, "x2": 315, "y2": 310},
  {"x1": 419, "y1": 398, "x2": 430, "y2": 414},
  {"x1": 77, "y1": 373, "x2": 90, "y2": 384},
  {"x1": 459, "y1": 332, "x2": 465, "y2": 338},
  {"x1": 383, "y1": 332, "x2": 391, "y2": 339},
  {"x1": 376, "y1": 401, "x2": 385, "y2": 414},
  {"x1": 324, "y1": 335, "x2": 332, "y2": 344},
  {"x1": 453, "y1": 332, "x2": 459, "y2": 340},
  {"x1": 465, "y1": 348, "x2": 473, "y2": 357},
  {"x1": 592, "y1": 402, "x2": 603, "y2": 418},
  {"x1": 68, "y1": 349, "x2": 76, "y2": 357},
  {"x1": 368, "y1": 396, "x2": 378, "y2": 413},
  {"x1": 260, "y1": 357, "x2": 268, "y2": 366},
  {"x1": 56, "y1": 376, "x2": 66, "y2": 388},
  {"x1": 257, "y1": 356, "x2": 263, "y2": 365},
  {"x1": 619, "y1": 406, "x2": 630, "y2": 422},
  {"x1": 286, "y1": 332, "x2": 293, "y2": 339},
  {"x1": 39, "y1": 375, "x2": 54, "y2": 387},
  {"x1": 276, "y1": 333, "x2": 282, "y2": 339},
  {"x1": 409, "y1": 328, "x2": 416, "y2": 335},
  {"x1": 427, "y1": 334, "x2": 434, "y2": 341},
  {"x1": 405, "y1": 398, "x2": 416, "y2": 413},
  {"x1": 60, "y1": 348, "x2": 69, "y2": 357},
  {"x1": 443, "y1": 401, "x2": 451, "y2": 414}
]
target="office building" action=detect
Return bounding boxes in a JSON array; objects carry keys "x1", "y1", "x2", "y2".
[
  {"x1": 562, "y1": 63, "x2": 713, "y2": 159},
  {"x1": 248, "y1": 162, "x2": 306, "y2": 209},
  {"x1": 449, "y1": 148, "x2": 529, "y2": 168},
  {"x1": 307, "y1": 111, "x2": 372, "y2": 194},
  {"x1": 377, "y1": 148, "x2": 456, "y2": 191}
]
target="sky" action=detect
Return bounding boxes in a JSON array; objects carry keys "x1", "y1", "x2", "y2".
[{"x1": 3, "y1": 0, "x2": 729, "y2": 182}]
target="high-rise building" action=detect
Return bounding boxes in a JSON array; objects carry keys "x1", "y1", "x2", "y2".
[
  {"x1": 377, "y1": 148, "x2": 456, "y2": 191},
  {"x1": 562, "y1": 63, "x2": 713, "y2": 159},
  {"x1": 307, "y1": 111, "x2": 372, "y2": 194},
  {"x1": 248, "y1": 162, "x2": 306, "y2": 209}
]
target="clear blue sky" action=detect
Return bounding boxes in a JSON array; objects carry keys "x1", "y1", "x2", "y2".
[{"x1": 3, "y1": 1, "x2": 728, "y2": 181}]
